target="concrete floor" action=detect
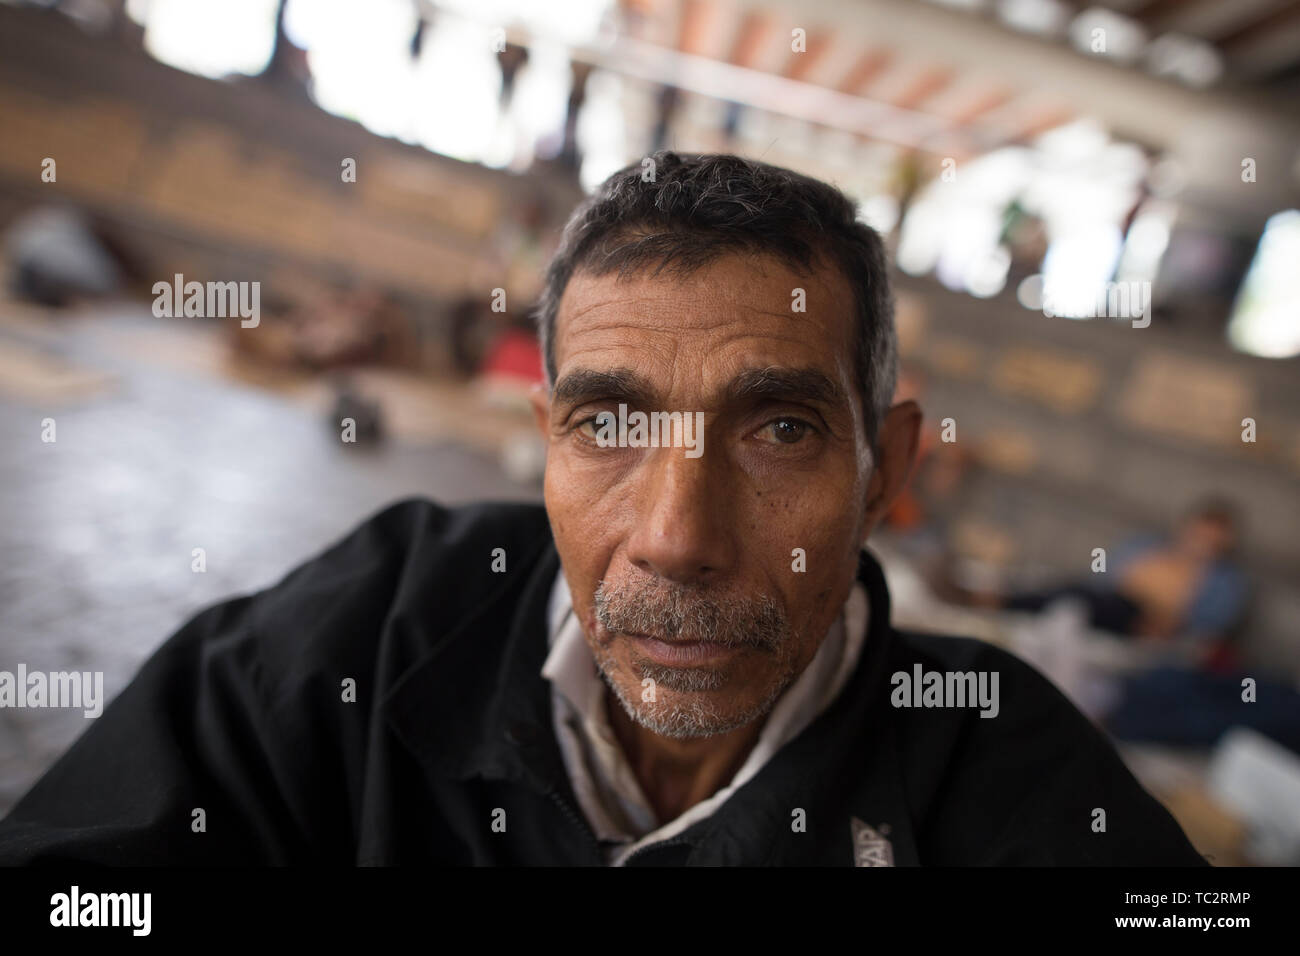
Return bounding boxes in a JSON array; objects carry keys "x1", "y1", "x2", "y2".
[{"x1": 0, "y1": 305, "x2": 540, "y2": 815}]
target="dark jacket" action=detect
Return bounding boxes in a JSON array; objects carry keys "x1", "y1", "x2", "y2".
[{"x1": 0, "y1": 498, "x2": 1207, "y2": 865}]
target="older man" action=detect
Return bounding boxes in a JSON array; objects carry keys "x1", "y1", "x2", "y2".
[{"x1": 0, "y1": 153, "x2": 1205, "y2": 866}]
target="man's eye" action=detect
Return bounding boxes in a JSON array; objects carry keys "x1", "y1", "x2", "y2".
[
  {"x1": 756, "y1": 417, "x2": 812, "y2": 445},
  {"x1": 575, "y1": 414, "x2": 612, "y2": 441}
]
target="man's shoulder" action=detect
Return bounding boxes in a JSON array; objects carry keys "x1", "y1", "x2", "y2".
[
  {"x1": 892, "y1": 629, "x2": 1068, "y2": 702},
  {"x1": 882, "y1": 629, "x2": 1205, "y2": 864},
  {"x1": 886, "y1": 626, "x2": 1133, "y2": 753},
  {"x1": 884, "y1": 628, "x2": 1089, "y2": 745},
  {"x1": 189, "y1": 497, "x2": 552, "y2": 705},
  {"x1": 251, "y1": 495, "x2": 548, "y2": 615},
  {"x1": 310, "y1": 495, "x2": 550, "y2": 567}
]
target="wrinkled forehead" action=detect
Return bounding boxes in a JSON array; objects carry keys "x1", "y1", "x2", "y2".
[{"x1": 552, "y1": 253, "x2": 858, "y2": 387}]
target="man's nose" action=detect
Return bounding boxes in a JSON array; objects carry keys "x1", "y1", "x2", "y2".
[{"x1": 624, "y1": 446, "x2": 735, "y2": 586}]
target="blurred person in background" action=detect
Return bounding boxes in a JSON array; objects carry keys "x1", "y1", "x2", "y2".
[{"x1": 1002, "y1": 498, "x2": 1248, "y2": 669}]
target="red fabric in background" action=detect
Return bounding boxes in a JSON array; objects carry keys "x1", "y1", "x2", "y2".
[{"x1": 480, "y1": 328, "x2": 543, "y2": 384}]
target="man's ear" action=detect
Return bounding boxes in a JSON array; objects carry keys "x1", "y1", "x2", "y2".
[
  {"x1": 860, "y1": 399, "x2": 922, "y2": 545},
  {"x1": 529, "y1": 382, "x2": 550, "y2": 437}
]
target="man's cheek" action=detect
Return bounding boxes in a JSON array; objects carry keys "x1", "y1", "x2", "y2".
[
  {"x1": 783, "y1": 542, "x2": 855, "y2": 631},
  {"x1": 545, "y1": 460, "x2": 589, "y2": 539},
  {"x1": 549, "y1": 450, "x2": 623, "y2": 513},
  {"x1": 779, "y1": 526, "x2": 850, "y2": 578}
]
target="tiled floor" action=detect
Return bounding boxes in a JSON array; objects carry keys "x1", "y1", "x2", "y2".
[{"x1": 0, "y1": 305, "x2": 540, "y2": 814}]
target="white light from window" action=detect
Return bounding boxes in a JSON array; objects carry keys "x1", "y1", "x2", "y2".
[
  {"x1": 285, "y1": 0, "x2": 418, "y2": 138},
  {"x1": 1069, "y1": 8, "x2": 1146, "y2": 64},
  {"x1": 997, "y1": 0, "x2": 1071, "y2": 37},
  {"x1": 1040, "y1": 223, "x2": 1124, "y2": 318},
  {"x1": 858, "y1": 195, "x2": 900, "y2": 235},
  {"x1": 1228, "y1": 210, "x2": 1300, "y2": 359},
  {"x1": 131, "y1": 0, "x2": 278, "y2": 79},
  {"x1": 1115, "y1": 202, "x2": 1173, "y2": 286},
  {"x1": 578, "y1": 70, "x2": 628, "y2": 193},
  {"x1": 965, "y1": 244, "x2": 1012, "y2": 298},
  {"x1": 1147, "y1": 33, "x2": 1223, "y2": 88},
  {"x1": 1017, "y1": 273, "x2": 1045, "y2": 310}
]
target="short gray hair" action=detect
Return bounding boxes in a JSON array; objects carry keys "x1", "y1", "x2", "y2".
[{"x1": 533, "y1": 151, "x2": 898, "y2": 447}]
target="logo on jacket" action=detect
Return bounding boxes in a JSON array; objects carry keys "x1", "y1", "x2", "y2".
[{"x1": 851, "y1": 817, "x2": 894, "y2": 867}]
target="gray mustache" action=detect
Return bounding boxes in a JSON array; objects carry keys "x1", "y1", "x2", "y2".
[{"x1": 593, "y1": 578, "x2": 788, "y2": 651}]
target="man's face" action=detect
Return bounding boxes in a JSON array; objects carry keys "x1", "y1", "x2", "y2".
[{"x1": 535, "y1": 252, "x2": 893, "y2": 739}]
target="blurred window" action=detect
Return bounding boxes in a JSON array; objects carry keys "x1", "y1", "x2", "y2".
[
  {"x1": 127, "y1": 0, "x2": 278, "y2": 78},
  {"x1": 1228, "y1": 209, "x2": 1300, "y2": 359}
]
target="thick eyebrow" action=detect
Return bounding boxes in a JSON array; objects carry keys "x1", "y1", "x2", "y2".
[
  {"x1": 725, "y1": 366, "x2": 848, "y2": 412},
  {"x1": 551, "y1": 364, "x2": 850, "y2": 422},
  {"x1": 551, "y1": 367, "x2": 659, "y2": 410}
]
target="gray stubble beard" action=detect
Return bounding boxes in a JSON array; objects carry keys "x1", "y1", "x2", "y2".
[{"x1": 590, "y1": 576, "x2": 801, "y2": 739}]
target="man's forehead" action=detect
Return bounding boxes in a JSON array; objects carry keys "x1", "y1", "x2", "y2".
[{"x1": 553, "y1": 253, "x2": 856, "y2": 369}]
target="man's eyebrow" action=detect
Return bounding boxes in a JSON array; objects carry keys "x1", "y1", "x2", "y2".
[
  {"x1": 551, "y1": 367, "x2": 658, "y2": 408},
  {"x1": 725, "y1": 367, "x2": 848, "y2": 410}
]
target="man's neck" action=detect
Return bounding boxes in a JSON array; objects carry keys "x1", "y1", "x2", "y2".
[{"x1": 604, "y1": 688, "x2": 766, "y2": 825}]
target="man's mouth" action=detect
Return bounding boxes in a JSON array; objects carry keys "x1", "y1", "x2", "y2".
[{"x1": 625, "y1": 633, "x2": 742, "y2": 666}]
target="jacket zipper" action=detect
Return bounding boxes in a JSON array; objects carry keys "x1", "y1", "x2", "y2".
[
  {"x1": 544, "y1": 786, "x2": 606, "y2": 865},
  {"x1": 544, "y1": 786, "x2": 695, "y2": 866},
  {"x1": 619, "y1": 835, "x2": 695, "y2": 867}
]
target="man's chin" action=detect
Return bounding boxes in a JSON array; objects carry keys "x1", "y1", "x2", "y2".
[
  {"x1": 602, "y1": 671, "x2": 779, "y2": 740},
  {"x1": 614, "y1": 695, "x2": 762, "y2": 740}
]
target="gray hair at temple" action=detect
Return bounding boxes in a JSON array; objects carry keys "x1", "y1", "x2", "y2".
[{"x1": 532, "y1": 151, "x2": 899, "y2": 452}]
